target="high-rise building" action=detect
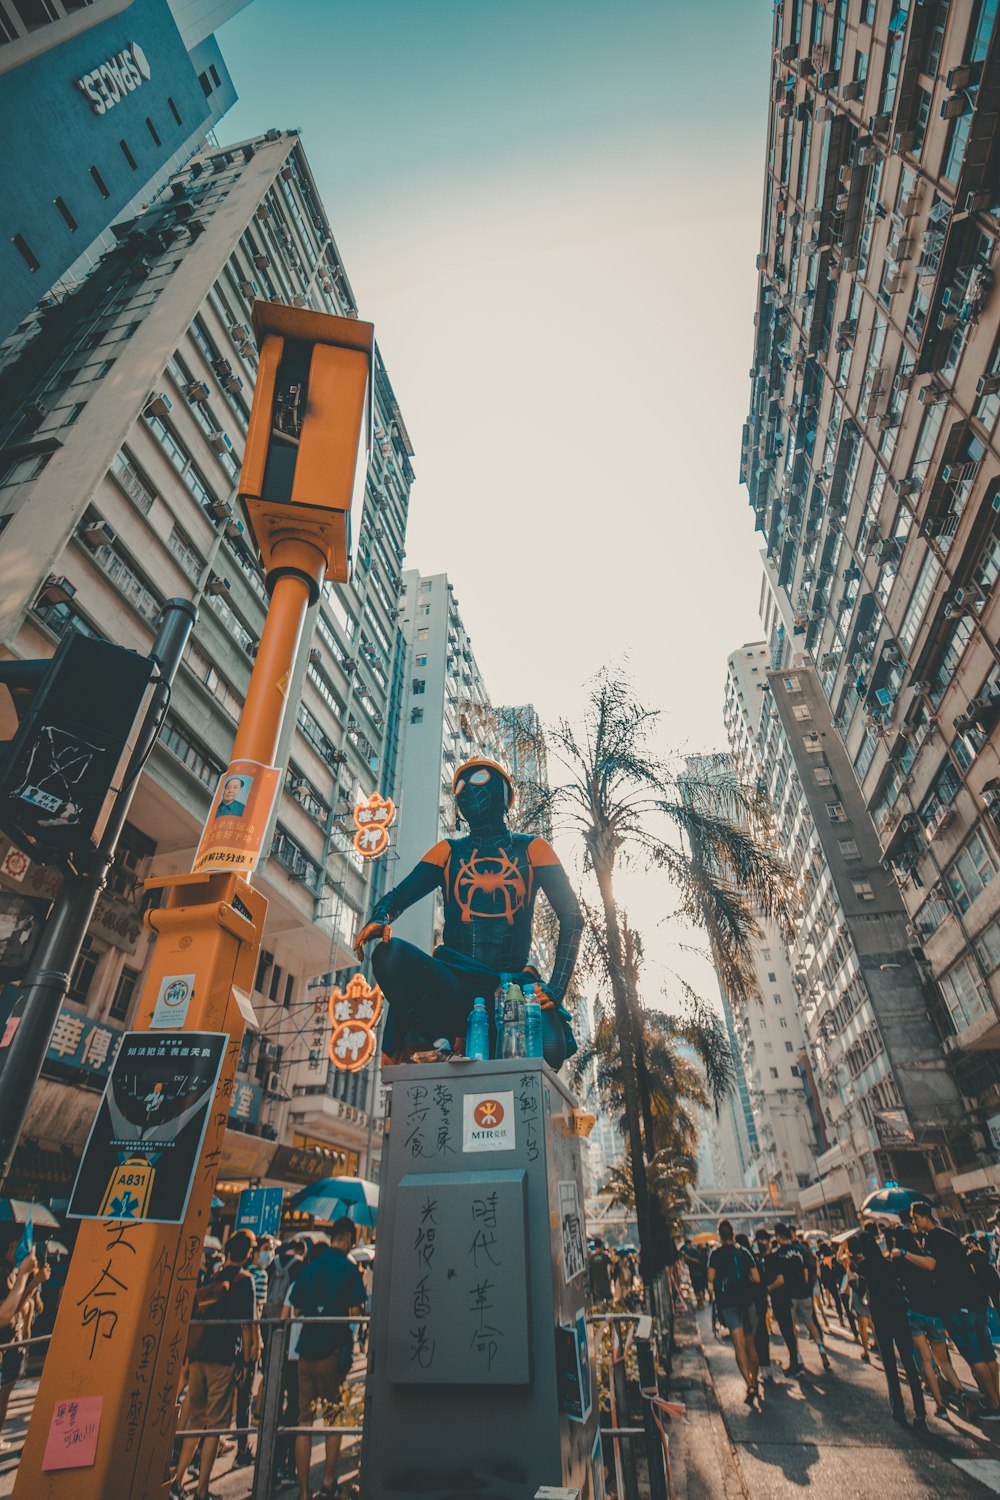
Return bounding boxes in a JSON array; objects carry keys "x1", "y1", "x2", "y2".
[
  {"x1": 1, "y1": 0, "x2": 253, "y2": 343},
  {"x1": 742, "y1": 0, "x2": 1000, "y2": 1212},
  {"x1": 0, "y1": 128, "x2": 413, "y2": 1197},
  {"x1": 390, "y1": 570, "x2": 498, "y2": 953},
  {"x1": 684, "y1": 747, "x2": 818, "y2": 1212}
]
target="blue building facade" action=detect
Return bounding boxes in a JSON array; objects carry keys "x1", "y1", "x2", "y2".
[{"x1": 1, "y1": 0, "x2": 239, "y2": 341}]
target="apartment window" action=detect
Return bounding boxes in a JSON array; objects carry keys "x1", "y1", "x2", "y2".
[
  {"x1": 976, "y1": 915, "x2": 1000, "y2": 974},
  {"x1": 792, "y1": 704, "x2": 811, "y2": 720},
  {"x1": 70, "y1": 937, "x2": 103, "y2": 1003},
  {"x1": 410, "y1": 707, "x2": 423, "y2": 724},
  {"x1": 109, "y1": 965, "x2": 141, "y2": 1022},
  {"x1": 899, "y1": 552, "x2": 941, "y2": 651},
  {"x1": 773, "y1": 993, "x2": 781, "y2": 1005},
  {"x1": 770, "y1": 1067, "x2": 780, "y2": 1080},
  {"x1": 12, "y1": 234, "x2": 39, "y2": 272},
  {"x1": 268, "y1": 963, "x2": 284, "y2": 1003},
  {"x1": 420, "y1": 579, "x2": 433, "y2": 591},
  {"x1": 283, "y1": 973, "x2": 294, "y2": 1010},
  {"x1": 814, "y1": 766, "x2": 834, "y2": 785},
  {"x1": 199, "y1": 69, "x2": 212, "y2": 96},
  {"x1": 767, "y1": 971, "x2": 776, "y2": 982},
  {"x1": 803, "y1": 732, "x2": 822, "y2": 752},
  {"x1": 210, "y1": 64, "x2": 221, "y2": 87},
  {"x1": 780, "y1": 1017, "x2": 789, "y2": 1029},
  {"x1": 417, "y1": 628, "x2": 429, "y2": 641},
  {"x1": 785, "y1": 1041, "x2": 794, "y2": 1053},
  {"x1": 146, "y1": 117, "x2": 161, "y2": 147},
  {"x1": 852, "y1": 880, "x2": 875, "y2": 902},
  {"x1": 416, "y1": 654, "x2": 428, "y2": 667},
  {"x1": 942, "y1": 113, "x2": 972, "y2": 185},
  {"x1": 120, "y1": 139, "x2": 137, "y2": 171},
  {"x1": 948, "y1": 831, "x2": 998, "y2": 913},
  {"x1": 838, "y1": 838, "x2": 860, "y2": 861},
  {"x1": 2, "y1": 453, "x2": 50, "y2": 486},
  {"x1": 906, "y1": 286, "x2": 928, "y2": 343},
  {"x1": 412, "y1": 678, "x2": 425, "y2": 695},
  {"x1": 54, "y1": 196, "x2": 77, "y2": 232},
  {"x1": 89, "y1": 165, "x2": 110, "y2": 198},
  {"x1": 168, "y1": 96, "x2": 182, "y2": 126},
  {"x1": 421, "y1": 605, "x2": 431, "y2": 617},
  {"x1": 826, "y1": 801, "x2": 846, "y2": 821},
  {"x1": 939, "y1": 953, "x2": 990, "y2": 1033}
]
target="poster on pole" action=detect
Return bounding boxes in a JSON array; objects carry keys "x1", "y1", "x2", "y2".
[
  {"x1": 67, "y1": 1031, "x2": 227, "y2": 1224},
  {"x1": 192, "y1": 759, "x2": 282, "y2": 877}
]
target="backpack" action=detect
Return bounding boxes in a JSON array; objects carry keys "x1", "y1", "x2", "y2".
[
  {"x1": 185, "y1": 1272, "x2": 236, "y2": 1360},
  {"x1": 714, "y1": 1246, "x2": 755, "y2": 1309}
]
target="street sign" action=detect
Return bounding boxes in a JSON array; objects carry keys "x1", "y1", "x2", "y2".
[{"x1": 235, "y1": 1185, "x2": 283, "y2": 1237}]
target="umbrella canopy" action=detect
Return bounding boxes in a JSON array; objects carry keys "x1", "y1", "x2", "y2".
[
  {"x1": 203, "y1": 1234, "x2": 222, "y2": 1252},
  {"x1": 288, "y1": 1177, "x2": 379, "y2": 1228},
  {"x1": 350, "y1": 1245, "x2": 375, "y2": 1264},
  {"x1": 43, "y1": 1240, "x2": 70, "y2": 1258},
  {"x1": 860, "y1": 1187, "x2": 932, "y2": 1221},
  {"x1": 0, "y1": 1199, "x2": 59, "y2": 1228},
  {"x1": 690, "y1": 1232, "x2": 718, "y2": 1246},
  {"x1": 831, "y1": 1229, "x2": 859, "y2": 1245}
]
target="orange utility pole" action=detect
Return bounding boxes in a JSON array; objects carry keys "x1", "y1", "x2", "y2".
[{"x1": 14, "y1": 304, "x2": 373, "y2": 1499}]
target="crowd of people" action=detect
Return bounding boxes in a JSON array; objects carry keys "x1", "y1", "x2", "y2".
[
  {"x1": 586, "y1": 1236, "x2": 640, "y2": 1305},
  {"x1": 691, "y1": 1205, "x2": 1000, "y2": 1433},
  {"x1": 170, "y1": 1217, "x2": 369, "y2": 1500}
]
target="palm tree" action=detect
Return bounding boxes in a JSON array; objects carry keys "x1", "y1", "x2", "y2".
[{"x1": 531, "y1": 669, "x2": 794, "y2": 1286}]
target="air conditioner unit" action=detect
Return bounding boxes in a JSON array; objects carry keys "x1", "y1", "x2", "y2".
[
  {"x1": 941, "y1": 93, "x2": 970, "y2": 120},
  {"x1": 841, "y1": 255, "x2": 859, "y2": 274},
  {"x1": 21, "y1": 399, "x2": 48, "y2": 431},
  {"x1": 253, "y1": 253, "x2": 270, "y2": 270},
  {"x1": 210, "y1": 499, "x2": 231, "y2": 522},
  {"x1": 911, "y1": 680, "x2": 932, "y2": 695},
  {"x1": 187, "y1": 219, "x2": 206, "y2": 239},
  {"x1": 207, "y1": 431, "x2": 233, "y2": 455},
  {"x1": 79, "y1": 519, "x2": 116, "y2": 551},
  {"x1": 265, "y1": 128, "x2": 281, "y2": 142},
  {"x1": 221, "y1": 373, "x2": 243, "y2": 394},
  {"x1": 36, "y1": 575, "x2": 76, "y2": 608},
  {"x1": 144, "y1": 392, "x2": 172, "y2": 418},
  {"x1": 858, "y1": 145, "x2": 880, "y2": 165},
  {"x1": 894, "y1": 130, "x2": 916, "y2": 155},
  {"x1": 926, "y1": 804, "x2": 956, "y2": 838},
  {"x1": 204, "y1": 576, "x2": 231, "y2": 596},
  {"x1": 894, "y1": 475, "x2": 920, "y2": 496},
  {"x1": 128, "y1": 256, "x2": 152, "y2": 282},
  {"x1": 280, "y1": 166, "x2": 294, "y2": 181},
  {"x1": 186, "y1": 381, "x2": 210, "y2": 403},
  {"x1": 239, "y1": 280, "x2": 257, "y2": 299},
  {"x1": 228, "y1": 323, "x2": 252, "y2": 343},
  {"x1": 308, "y1": 648, "x2": 322, "y2": 666},
  {"x1": 843, "y1": 79, "x2": 864, "y2": 101}
]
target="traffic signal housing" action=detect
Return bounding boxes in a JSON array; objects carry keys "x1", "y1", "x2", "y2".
[
  {"x1": 0, "y1": 632, "x2": 157, "y2": 866},
  {"x1": 238, "y1": 301, "x2": 374, "y2": 589}
]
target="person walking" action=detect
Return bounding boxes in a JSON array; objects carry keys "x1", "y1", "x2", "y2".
[
  {"x1": 292, "y1": 1217, "x2": 367, "y2": 1500},
  {"x1": 838, "y1": 1236, "x2": 874, "y2": 1364},
  {"x1": 760, "y1": 1228, "x2": 801, "y2": 1375},
  {"x1": 964, "y1": 1235, "x2": 1000, "y2": 1410},
  {"x1": 746, "y1": 1230, "x2": 779, "y2": 1385},
  {"x1": 708, "y1": 1220, "x2": 762, "y2": 1407},
  {"x1": 768, "y1": 1224, "x2": 831, "y2": 1373},
  {"x1": 902, "y1": 1202, "x2": 1000, "y2": 1421},
  {"x1": 588, "y1": 1238, "x2": 616, "y2": 1306},
  {"x1": 856, "y1": 1223, "x2": 926, "y2": 1429},
  {"x1": 889, "y1": 1219, "x2": 964, "y2": 1417},
  {"x1": 172, "y1": 1228, "x2": 260, "y2": 1500}
]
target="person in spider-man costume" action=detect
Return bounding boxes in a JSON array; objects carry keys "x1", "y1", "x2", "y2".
[{"x1": 352, "y1": 757, "x2": 583, "y2": 1068}]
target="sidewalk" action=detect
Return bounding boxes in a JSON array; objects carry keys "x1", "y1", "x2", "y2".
[{"x1": 668, "y1": 1300, "x2": 1000, "y2": 1500}]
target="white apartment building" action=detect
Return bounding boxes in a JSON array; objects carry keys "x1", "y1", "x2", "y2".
[
  {"x1": 390, "y1": 570, "x2": 497, "y2": 953},
  {"x1": 0, "y1": 129, "x2": 413, "y2": 1199}
]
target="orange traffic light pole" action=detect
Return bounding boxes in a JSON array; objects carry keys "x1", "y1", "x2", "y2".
[{"x1": 14, "y1": 305, "x2": 373, "y2": 1499}]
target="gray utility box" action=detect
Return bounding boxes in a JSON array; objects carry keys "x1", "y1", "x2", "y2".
[{"x1": 360, "y1": 1058, "x2": 600, "y2": 1500}]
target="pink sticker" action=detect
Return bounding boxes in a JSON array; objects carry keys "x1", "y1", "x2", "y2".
[
  {"x1": 42, "y1": 1395, "x2": 103, "y2": 1471},
  {"x1": 0, "y1": 1017, "x2": 19, "y2": 1050}
]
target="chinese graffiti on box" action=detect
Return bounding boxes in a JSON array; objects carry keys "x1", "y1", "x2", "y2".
[
  {"x1": 352, "y1": 791, "x2": 396, "y2": 859},
  {"x1": 327, "y1": 974, "x2": 382, "y2": 1071}
]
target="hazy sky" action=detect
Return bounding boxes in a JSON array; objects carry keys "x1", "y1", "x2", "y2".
[{"x1": 218, "y1": 0, "x2": 776, "y2": 1004}]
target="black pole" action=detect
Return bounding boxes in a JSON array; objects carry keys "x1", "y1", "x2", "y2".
[{"x1": 0, "y1": 598, "x2": 196, "y2": 1186}]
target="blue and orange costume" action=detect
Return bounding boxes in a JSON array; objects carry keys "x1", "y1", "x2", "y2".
[{"x1": 353, "y1": 757, "x2": 583, "y2": 1067}]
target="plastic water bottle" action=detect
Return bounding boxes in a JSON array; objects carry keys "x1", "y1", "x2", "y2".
[
  {"x1": 465, "y1": 997, "x2": 489, "y2": 1061},
  {"x1": 501, "y1": 982, "x2": 526, "y2": 1058},
  {"x1": 524, "y1": 985, "x2": 544, "y2": 1059},
  {"x1": 493, "y1": 973, "x2": 511, "y2": 1057}
]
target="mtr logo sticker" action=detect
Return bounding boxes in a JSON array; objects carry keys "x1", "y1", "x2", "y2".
[{"x1": 463, "y1": 1090, "x2": 516, "y2": 1153}]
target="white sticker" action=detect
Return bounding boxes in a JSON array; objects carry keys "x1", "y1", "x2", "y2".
[
  {"x1": 462, "y1": 1090, "x2": 516, "y2": 1152},
  {"x1": 559, "y1": 1180, "x2": 586, "y2": 1283},
  {"x1": 150, "y1": 973, "x2": 196, "y2": 1029}
]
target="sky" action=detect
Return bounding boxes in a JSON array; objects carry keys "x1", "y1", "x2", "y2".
[{"x1": 218, "y1": 0, "x2": 777, "y2": 1005}]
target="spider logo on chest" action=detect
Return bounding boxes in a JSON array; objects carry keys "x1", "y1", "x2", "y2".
[{"x1": 453, "y1": 847, "x2": 527, "y2": 924}]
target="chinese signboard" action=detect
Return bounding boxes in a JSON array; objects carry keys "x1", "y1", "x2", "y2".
[
  {"x1": 236, "y1": 1186, "x2": 283, "y2": 1237},
  {"x1": 41, "y1": 1011, "x2": 122, "y2": 1079},
  {"x1": 352, "y1": 791, "x2": 395, "y2": 859},
  {"x1": 228, "y1": 1078, "x2": 263, "y2": 1125},
  {"x1": 326, "y1": 974, "x2": 382, "y2": 1071},
  {"x1": 0, "y1": 836, "x2": 143, "y2": 952},
  {"x1": 193, "y1": 759, "x2": 282, "y2": 877},
  {"x1": 67, "y1": 1031, "x2": 226, "y2": 1223}
]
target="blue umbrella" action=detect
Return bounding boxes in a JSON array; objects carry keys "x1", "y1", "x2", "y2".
[
  {"x1": 860, "y1": 1187, "x2": 933, "y2": 1221},
  {"x1": 288, "y1": 1177, "x2": 379, "y2": 1228}
]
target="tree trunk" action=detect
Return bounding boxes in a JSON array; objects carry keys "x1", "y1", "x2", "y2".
[{"x1": 593, "y1": 858, "x2": 655, "y2": 1297}]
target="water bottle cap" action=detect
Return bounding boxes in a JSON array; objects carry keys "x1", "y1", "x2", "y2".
[{"x1": 473, "y1": 995, "x2": 486, "y2": 1008}]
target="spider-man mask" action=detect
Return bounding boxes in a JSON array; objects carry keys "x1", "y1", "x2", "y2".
[{"x1": 454, "y1": 763, "x2": 510, "y2": 834}]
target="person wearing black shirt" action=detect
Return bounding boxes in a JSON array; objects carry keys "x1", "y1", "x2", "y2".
[
  {"x1": 965, "y1": 1236, "x2": 1000, "y2": 1410},
  {"x1": 837, "y1": 1236, "x2": 873, "y2": 1363},
  {"x1": 172, "y1": 1229, "x2": 260, "y2": 1500},
  {"x1": 708, "y1": 1220, "x2": 762, "y2": 1406},
  {"x1": 588, "y1": 1239, "x2": 616, "y2": 1304},
  {"x1": 742, "y1": 1233, "x2": 776, "y2": 1384},
  {"x1": 858, "y1": 1223, "x2": 926, "y2": 1429},
  {"x1": 892, "y1": 1221, "x2": 963, "y2": 1416},
  {"x1": 760, "y1": 1229, "x2": 800, "y2": 1375},
  {"x1": 901, "y1": 1203, "x2": 1000, "y2": 1421},
  {"x1": 767, "y1": 1225, "x2": 830, "y2": 1373}
]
